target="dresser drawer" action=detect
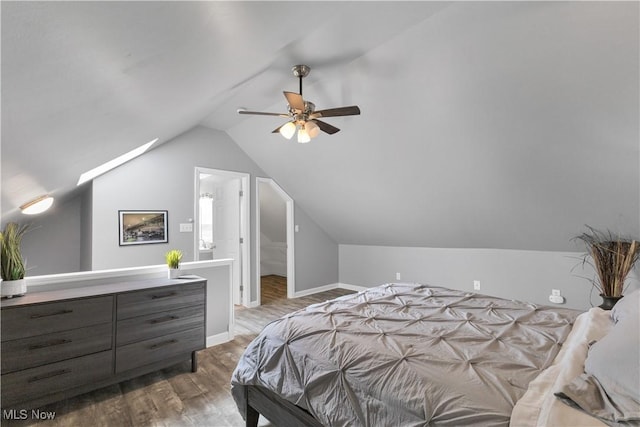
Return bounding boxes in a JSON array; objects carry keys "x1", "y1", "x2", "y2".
[
  {"x1": 116, "y1": 304, "x2": 204, "y2": 346},
  {"x1": 117, "y1": 282, "x2": 205, "y2": 319},
  {"x1": 1, "y1": 322, "x2": 112, "y2": 374},
  {"x1": 1, "y1": 296, "x2": 113, "y2": 342},
  {"x1": 116, "y1": 326, "x2": 204, "y2": 373},
  {"x1": 1, "y1": 350, "x2": 112, "y2": 407}
]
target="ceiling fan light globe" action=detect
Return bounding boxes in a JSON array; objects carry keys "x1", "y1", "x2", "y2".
[
  {"x1": 297, "y1": 128, "x2": 311, "y2": 143},
  {"x1": 279, "y1": 121, "x2": 296, "y2": 139},
  {"x1": 306, "y1": 121, "x2": 320, "y2": 138}
]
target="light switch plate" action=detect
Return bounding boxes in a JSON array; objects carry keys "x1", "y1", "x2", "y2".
[{"x1": 179, "y1": 223, "x2": 193, "y2": 232}]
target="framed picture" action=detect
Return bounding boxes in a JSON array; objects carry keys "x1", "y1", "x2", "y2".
[{"x1": 119, "y1": 210, "x2": 168, "y2": 246}]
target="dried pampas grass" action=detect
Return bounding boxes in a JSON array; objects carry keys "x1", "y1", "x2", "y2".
[{"x1": 574, "y1": 226, "x2": 640, "y2": 297}]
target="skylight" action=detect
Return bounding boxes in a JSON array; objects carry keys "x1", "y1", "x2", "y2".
[{"x1": 77, "y1": 138, "x2": 158, "y2": 186}]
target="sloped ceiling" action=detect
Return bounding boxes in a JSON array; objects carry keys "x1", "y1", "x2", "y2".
[
  {"x1": 2, "y1": 1, "x2": 639, "y2": 251},
  {"x1": 228, "y1": 1, "x2": 640, "y2": 250}
]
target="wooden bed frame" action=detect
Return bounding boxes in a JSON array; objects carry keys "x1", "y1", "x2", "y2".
[{"x1": 236, "y1": 384, "x2": 322, "y2": 427}]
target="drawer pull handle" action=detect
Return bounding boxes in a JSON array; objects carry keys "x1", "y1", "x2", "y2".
[
  {"x1": 149, "y1": 315, "x2": 179, "y2": 324},
  {"x1": 151, "y1": 292, "x2": 177, "y2": 300},
  {"x1": 28, "y1": 369, "x2": 71, "y2": 383},
  {"x1": 30, "y1": 309, "x2": 73, "y2": 319},
  {"x1": 28, "y1": 339, "x2": 72, "y2": 350},
  {"x1": 149, "y1": 339, "x2": 178, "y2": 349}
]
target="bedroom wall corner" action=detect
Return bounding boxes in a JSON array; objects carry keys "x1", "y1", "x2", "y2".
[
  {"x1": 21, "y1": 192, "x2": 85, "y2": 275},
  {"x1": 294, "y1": 205, "x2": 339, "y2": 293},
  {"x1": 80, "y1": 182, "x2": 93, "y2": 271}
]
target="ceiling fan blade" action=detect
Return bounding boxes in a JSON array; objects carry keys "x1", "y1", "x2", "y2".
[
  {"x1": 238, "y1": 109, "x2": 289, "y2": 118},
  {"x1": 311, "y1": 105, "x2": 361, "y2": 118},
  {"x1": 283, "y1": 91, "x2": 305, "y2": 111},
  {"x1": 314, "y1": 119, "x2": 340, "y2": 135}
]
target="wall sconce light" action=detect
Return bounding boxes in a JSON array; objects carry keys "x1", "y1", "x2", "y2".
[{"x1": 20, "y1": 195, "x2": 54, "y2": 215}]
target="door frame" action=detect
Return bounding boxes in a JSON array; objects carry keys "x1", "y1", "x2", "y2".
[
  {"x1": 194, "y1": 167, "x2": 250, "y2": 307},
  {"x1": 256, "y1": 177, "x2": 295, "y2": 304}
]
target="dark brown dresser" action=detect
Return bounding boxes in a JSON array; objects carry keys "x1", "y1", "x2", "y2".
[{"x1": 1, "y1": 276, "x2": 206, "y2": 409}]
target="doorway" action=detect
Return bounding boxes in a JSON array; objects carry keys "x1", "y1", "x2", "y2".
[
  {"x1": 195, "y1": 167, "x2": 250, "y2": 307},
  {"x1": 256, "y1": 178, "x2": 295, "y2": 305}
]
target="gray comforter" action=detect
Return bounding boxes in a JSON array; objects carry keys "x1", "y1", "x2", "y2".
[{"x1": 231, "y1": 283, "x2": 579, "y2": 426}]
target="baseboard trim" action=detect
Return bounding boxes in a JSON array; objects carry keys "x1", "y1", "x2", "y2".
[
  {"x1": 291, "y1": 282, "x2": 369, "y2": 298},
  {"x1": 293, "y1": 283, "x2": 338, "y2": 298},
  {"x1": 206, "y1": 332, "x2": 232, "y2": 348},
  {"x1": 337, "y1": 283, "x2": 368, "y2": 292}
]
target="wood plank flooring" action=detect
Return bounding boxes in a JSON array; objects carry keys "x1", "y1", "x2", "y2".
[
  {"x1": 259, "y1": 275, "x2": 287, "y2": 305},
  {"x1": 2, "y1": 287, "x2": 354, "y2": 427}
]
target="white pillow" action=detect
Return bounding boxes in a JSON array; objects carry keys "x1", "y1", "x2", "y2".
[
  {"x1": 555, "y1": 299, "x2": 640, "y2": 424},
  {"x1": 611, "y1": 288, "x2": 640, "y2": 324}
]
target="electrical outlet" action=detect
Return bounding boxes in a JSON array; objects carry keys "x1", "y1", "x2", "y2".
[
  {"x1": 396, "y1": 272, "x2": 401, "y2": 281},
  {"x1": 473, "y1": 280, "x2": 481, "y2": 290},
  {"x1": 552, "y1": 289, "x2": 561, "y2": 297},
  {"x1": 549, "y1": 294, "x2": 565, "y2": 304}
]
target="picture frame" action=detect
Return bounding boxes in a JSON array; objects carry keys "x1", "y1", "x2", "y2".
[{"x1": 118, "y1": 210, "x2": 168, "y2": 246}]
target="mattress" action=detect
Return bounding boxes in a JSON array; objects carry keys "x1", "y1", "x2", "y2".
[{"x1": 232, "y1": 283, "x2": 580, "y2": 426}]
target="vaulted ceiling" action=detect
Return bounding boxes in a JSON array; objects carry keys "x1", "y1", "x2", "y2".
[{"x1": 2, "y1": 1, "x2": 638, "y2": 251}]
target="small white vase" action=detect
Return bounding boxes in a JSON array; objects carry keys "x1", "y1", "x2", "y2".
[
  {"x1": 168, "y1": 268, "x2": 181, "y2": 279},
  {"x1": 1, "y1": 279, "x2": 27, "y2": 298}
]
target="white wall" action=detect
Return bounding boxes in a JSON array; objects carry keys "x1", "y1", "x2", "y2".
[
  {"x1": 339, "y1": 244, "x2": 640, "y2": 311},
  {"x1": 259, "y1": 181, "x2": 286, "y2": 243},
  {"x1": 259, "y1": 181, "x2": 287, "y2": 277},
  {"x1": 260, "y1": 234, "x2": 287, "y2": 277},
  {"x1": 295, "y1": 205, "x2": 338, "y2": 291},
  {"x1": 80, "y1": 184, "x2": 93, "y2": 271},
  {"x1": 21, "y1": 193, "x2": 85, "y2": 275}
]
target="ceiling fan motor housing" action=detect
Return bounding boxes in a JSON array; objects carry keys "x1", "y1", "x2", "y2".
[{"x1": 289, "y1": 101, "x2": 315, "y2": 122}]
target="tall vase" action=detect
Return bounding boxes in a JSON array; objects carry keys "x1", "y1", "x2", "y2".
[{"x1": 599, "y1": 294, "x2": 623, "y2": 310}]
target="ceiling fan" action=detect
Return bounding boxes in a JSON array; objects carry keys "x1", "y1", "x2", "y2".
[{"x1": 237, "y1": 64, "x2": 361, "y2": 143}]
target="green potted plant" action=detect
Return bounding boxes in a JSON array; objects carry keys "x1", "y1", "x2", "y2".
[
  {"x1": 0, "y1": 222, "x2": 30, "y2": 298},
  {"x1": 574, "y1": 226, "x2": 640, "y2": 309},
  {"x1": 165, "y1": 249, "x2": 183, "y2": 279}
]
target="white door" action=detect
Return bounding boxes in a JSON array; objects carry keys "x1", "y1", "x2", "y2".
[{"x1": 212, "y1": 179, "x2": 242, "y2": 304}]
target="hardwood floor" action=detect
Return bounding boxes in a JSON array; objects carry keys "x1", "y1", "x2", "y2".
[
  {"x1": 259, "y1": 275, "x2": 286, "y2": 305},
  {"x1": 3, "y1": 287, "x2": 354, "y2": 427}
]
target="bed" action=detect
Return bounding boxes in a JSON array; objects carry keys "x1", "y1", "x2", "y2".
[{"x1": 231, "y1": 283, "x2": 640, "y2": 426}]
